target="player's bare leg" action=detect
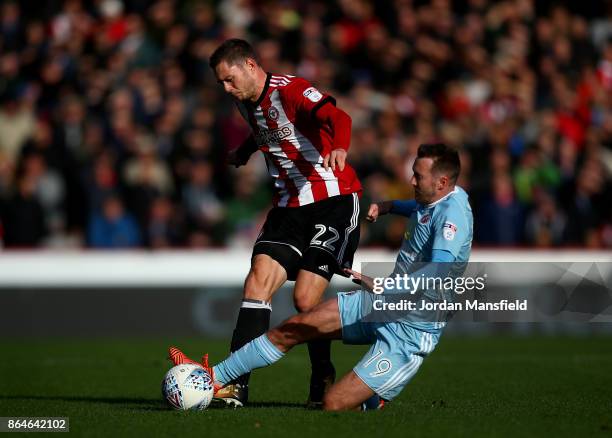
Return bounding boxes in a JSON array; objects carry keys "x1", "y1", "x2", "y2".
[
  {"x1": 268, "y1": 299, "x2": 379, "y2": 411},
  {"x1": 292, "y1": 269, "x2": 335, "y2": 408},
  {"x1": 219, "y1": 254, "x2": 287, "y2": 406},
  {"x1": 268, "y1": 294, "x2": 383, "y2": 412},
  {"x1": 173, "y1": 297, "x2": 384, "y2": 411},
  {"x1": 170, "y1": 296, "x2": 343, "y2": 407},
  {"x1": 170, "y1": 298, "x2": 341, "y2": 366},
  {"x1": 293, "y1": 270, "x2": 329, "y2": 313},
  {"x1": 244, "y1": 254, "x2": 288, "y2": 302},
  {"x1": 267, "y1": 296, "x2": 343, "y2": 350},
  {"x1": 322, "y1": 371, "x2": 376, "y2": 411}
]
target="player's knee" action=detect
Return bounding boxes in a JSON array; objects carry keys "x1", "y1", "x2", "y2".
[
  {"x1": 293, "y1": 293, "x2": 319, "y2": 313},
  {"x1": 322, "y1": 393, "x2": 345, "y2": 411}
]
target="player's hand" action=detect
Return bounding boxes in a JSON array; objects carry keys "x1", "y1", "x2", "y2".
[
  {"x1": 226, "y1": 149, "x2": 247, "y2": 168},
  {"x1": 366, "y1": 201, "x2": 392, "y2": 222},
  {"x1": 323, "y1": 148, "x2": 347, "y2": 172},
  {"x1": 344, "y1": 268, "x2": 375, "y2": 292}
]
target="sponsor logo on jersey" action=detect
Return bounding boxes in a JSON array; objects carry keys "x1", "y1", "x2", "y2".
[
  {"x1": 318, "y1": 265, "x2": 329, "y2": 273},
  {"x1": 255, "y1": 126, "x2": 292, "y2": 145},
  {"x1": 268, "y1": 106, "x2": 279, "y2": 121},
  {"x1": 443, "y1": 221, "x2": 457, "y2": 241},
  {"x1": 303, "y1": 87, "x2": 323, "y2": 102},
  {"x1": 419, "y1": 214, "x2": 431, "y2": 224}
]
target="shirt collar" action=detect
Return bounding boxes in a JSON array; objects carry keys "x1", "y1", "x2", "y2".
[
  {"x1": 252, "y1": 72, "x2": 272, "y2": 107},
  {"x1": 423, "y1": 186, "x2": 460, "y2": 208}
]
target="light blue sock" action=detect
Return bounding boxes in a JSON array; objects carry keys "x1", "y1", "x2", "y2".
[{"x1": 213, "y1": 334, "x2": 285, "y2": 385}]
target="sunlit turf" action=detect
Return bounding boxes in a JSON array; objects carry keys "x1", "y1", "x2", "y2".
[{"x1": 1, "y1": 336, "x2": 611, "y2": 437}]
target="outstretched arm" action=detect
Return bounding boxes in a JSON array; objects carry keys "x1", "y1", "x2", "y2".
[
  {"x1": 389, "y1": 199, "x2": 417, "y2": 217},
  {"x1": 366, "y1": 199, "x2": 417, "y2": 222}
]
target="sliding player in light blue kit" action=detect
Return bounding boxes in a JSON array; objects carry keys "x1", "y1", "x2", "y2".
[{"x1": 170, "y1": 143, "x2": 473, "y2": 410}]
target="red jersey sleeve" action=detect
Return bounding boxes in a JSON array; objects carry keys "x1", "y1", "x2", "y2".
[
  {"x1": 284, "y1": 78, "x2": 336, "y2": 118},
  {"x1": 314, "y1": 103, "x2": 352, "y2": 151}
]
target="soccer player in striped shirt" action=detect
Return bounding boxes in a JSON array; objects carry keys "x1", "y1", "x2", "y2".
[{"x1": 192, "y1": 39, "x2": 362, "y2": 407}]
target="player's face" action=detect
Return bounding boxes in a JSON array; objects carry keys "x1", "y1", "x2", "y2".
[
  {"x1": 215, "y1": 60, "x2": 256, "y2": 101},
  {"x1": 411, "y1": 157, "x2": 439, "y2": 204}
]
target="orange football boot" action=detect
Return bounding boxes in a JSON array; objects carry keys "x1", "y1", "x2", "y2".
[{"x1": 167, "y1": 347, "x2": 223, "y2": 393}]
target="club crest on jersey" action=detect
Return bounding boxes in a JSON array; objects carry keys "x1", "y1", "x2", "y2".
[
  {"x1": 443, "y1": 222, "x2": 457, "y2": 241},
  {"x1": 303, "y1": 87, "x2": 323, "y2": 102},
  {"x1": 419, "y1": 214, "x2": 431, "y2": 224},
  {"x1": 268, "y1": 106, "x2": 279, "y2": 121}
]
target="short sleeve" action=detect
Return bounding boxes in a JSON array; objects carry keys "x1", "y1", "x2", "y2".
[
  {"x1": 431, "y1": 208, "x2": 469, "y2": 258},
  {"x1": 286, "y1": 78, "x2": 336, "y2": 118}
]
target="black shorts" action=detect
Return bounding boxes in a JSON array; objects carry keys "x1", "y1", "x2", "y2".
[{"x1": 253, "y1": 193, "x2": 361, "y2": 281}]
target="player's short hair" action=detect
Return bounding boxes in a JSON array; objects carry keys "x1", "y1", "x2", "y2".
[
  {"x1": 417, "y1": 143, "x2": 461, "y2": 183},
  {"x1": 209, "y1": 39, "x2": 259, "y2": 70}
]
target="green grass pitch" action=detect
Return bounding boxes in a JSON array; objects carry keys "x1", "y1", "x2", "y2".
[{"x1": 1, "y1": 336, "x2": 611, "y2": 437}]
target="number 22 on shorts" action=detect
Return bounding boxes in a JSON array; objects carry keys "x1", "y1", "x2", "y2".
[{"x1": 310, "y1": 224, "x2": 339, "y2": 250}]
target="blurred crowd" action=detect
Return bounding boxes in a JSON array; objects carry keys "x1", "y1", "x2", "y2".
[{"x1": 1, "y1": 0, "x2": 612, "y2": 250}]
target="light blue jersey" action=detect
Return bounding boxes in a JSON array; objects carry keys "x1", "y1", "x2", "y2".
[
  {"x1": 387, "y1": 186, "x2": 473, "y2": 330},
  {"x1": 337, "y1": 186, "x2": 473, "y2": 400},
  {"x1": 394, "y1": 186, "x2": 473, "y2": 273}
]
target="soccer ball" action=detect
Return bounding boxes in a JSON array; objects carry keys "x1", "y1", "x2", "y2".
[{"x1": 162, "y1": 364, "x2": 214, "y2": 410}]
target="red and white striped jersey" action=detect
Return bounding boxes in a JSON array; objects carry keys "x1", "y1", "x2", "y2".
[{"x1": 237, "y1": 73, "x2": 362, "y2": 207}]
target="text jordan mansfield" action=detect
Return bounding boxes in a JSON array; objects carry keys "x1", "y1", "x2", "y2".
[{"x1": 372, "y1": 299, "x2": 528, "y2": 311}]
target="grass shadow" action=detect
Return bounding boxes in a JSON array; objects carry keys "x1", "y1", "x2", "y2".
[
  {"x1": 0, "y1": 395, "x2": 305, "y2": 411},
  {"x1": 0, "y1": 394, "x2": 165, "y2": 410},
  {"x1": 247, "y1": 401, "x2": 305, "y2": 409}
]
